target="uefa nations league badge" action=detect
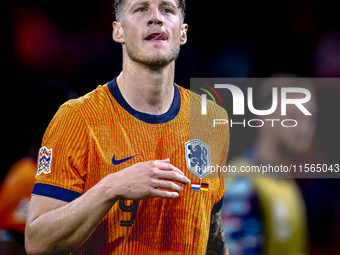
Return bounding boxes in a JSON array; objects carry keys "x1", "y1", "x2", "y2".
[{"x1": 185, "y1": 139, "x2": 212, "y2": 179}]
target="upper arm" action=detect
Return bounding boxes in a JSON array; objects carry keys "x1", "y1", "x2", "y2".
[
  {"x1": 24, "y1": 195, "x2": 73, "y2": 255},
  {"x1": 35, "y1": 106, "x2": 88, "y2": 196},
  {"x1": 29, "y1": 106, "x2": 88, "y2": 223},
  {"x1": 26, "y1": 195, "x2": 68, "y2": 227},
  {"x1": 26, "y1": 105, "x2": 87, "y2": 229}
]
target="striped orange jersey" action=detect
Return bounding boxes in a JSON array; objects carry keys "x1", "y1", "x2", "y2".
[{"x1": 32, "y1": 78, "x2": 229, "y2": 255}]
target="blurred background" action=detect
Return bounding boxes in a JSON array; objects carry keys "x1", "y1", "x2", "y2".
[{"x1": 1, "y1": 0, "x2": 340, "y2": 254}]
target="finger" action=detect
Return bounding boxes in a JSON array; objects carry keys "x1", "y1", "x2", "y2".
[
  {"x1": 157, "y1": 162, "x2": 185, "y2": 176},
  {"x1": 156, "y1": 171, "x2": 190, "y2": 185},
  {"x1": 155, "y1": 180, "x2": 184, "y2": 193},
  {"x1": 154, "y1": 158, "x2": 170, "y2": 163},
  {"x1": 151, "y1": 188, "x2": 179, "y2": 199}
]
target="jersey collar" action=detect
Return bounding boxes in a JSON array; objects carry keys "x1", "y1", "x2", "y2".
[{"x1": 107, "y1": 77, "x2": 181, "y2": 124}]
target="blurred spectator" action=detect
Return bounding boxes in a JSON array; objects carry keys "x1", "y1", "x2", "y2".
[
  {"x1": 0, "y1": 156, "x2": 36, "y2": 255},
  {"x1": 222, "y1": 74, "x2": 317, "y2": 255}
]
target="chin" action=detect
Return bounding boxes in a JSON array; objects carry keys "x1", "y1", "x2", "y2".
[
  {"x1": 143, "y1": 56, "x2": 174, "y2": 68},
  {"x1": 138, "y1": 51, "x2": 179, "y2": 68}
]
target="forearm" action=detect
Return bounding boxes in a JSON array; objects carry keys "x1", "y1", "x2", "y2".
[
  {"x1": 25, "y1": 160, "x2": 189, "y2": 255},
  {"x1": 25, "y1": 178, "x2": 118, "y2": 255}
]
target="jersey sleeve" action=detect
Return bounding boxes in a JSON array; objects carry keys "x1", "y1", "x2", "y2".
[{"x1": 32, "y1": 105, "x2": 89, "y2": 202}]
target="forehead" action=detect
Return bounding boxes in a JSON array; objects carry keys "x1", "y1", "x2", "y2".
[{"x1": 125, "y1": 0, "x2": 178, "y2": 7}]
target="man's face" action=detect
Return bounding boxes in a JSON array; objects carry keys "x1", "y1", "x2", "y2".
[{"x1": 113, "y1": 0, "x2": 187, "y2": 68}]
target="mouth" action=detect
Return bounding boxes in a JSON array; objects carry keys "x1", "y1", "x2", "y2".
[{"x1": 145, "y1": 32, "x2": 168, "y2": 41}]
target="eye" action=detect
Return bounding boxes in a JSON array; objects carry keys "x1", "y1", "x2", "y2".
[
  {"x1": 136, "y1": 7, "x2": 147, "y2": 12},
  {"x1": 163, "y1": 8, "x2": 171, "y2": 13}
]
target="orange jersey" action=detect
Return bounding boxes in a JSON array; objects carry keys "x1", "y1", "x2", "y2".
[
  {"x1": 32, "y1": 78, "x2": 229, "y2": 254},
  {"x1": 0, "y1": 157, "x2": 36, "y2": 233}
]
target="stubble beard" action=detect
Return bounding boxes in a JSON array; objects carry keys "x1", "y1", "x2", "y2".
[{"x1": 125, "y1": 40, "x2": 180, "y2": 69}]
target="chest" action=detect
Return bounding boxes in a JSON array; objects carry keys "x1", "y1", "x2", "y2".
[
  {"x1": 84, "y1": 118, "x2": 190, "y2": 183},
  {"x1": 83, "y1": 116, "x2": 224, "y2": 193}
]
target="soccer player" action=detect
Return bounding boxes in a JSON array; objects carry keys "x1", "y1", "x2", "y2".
[{"x1": 25, "y1": 0, "x2": 230, "y2": 254}]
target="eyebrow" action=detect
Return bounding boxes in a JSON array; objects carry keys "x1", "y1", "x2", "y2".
[
  {"x1": 162, "y1": 1, "x2": 180, "y2": 12},
  {"x1": 159, "y1": 0, "x2": 177, "y2": 8}
]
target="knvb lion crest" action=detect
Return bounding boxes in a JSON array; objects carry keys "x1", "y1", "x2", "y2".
[
  {"x1": 185, "y1": 139, "x2": 211, "y2": 179},
  {"x1": 36, "y1": 146, "x2": 53, "y2": 176}
]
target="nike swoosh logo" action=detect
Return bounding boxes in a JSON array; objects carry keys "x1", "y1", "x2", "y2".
[{"x1": 112, "y1": 154, "x2": 138, "y2": 165}]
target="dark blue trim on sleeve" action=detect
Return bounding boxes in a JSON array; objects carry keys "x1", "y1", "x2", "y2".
[
  {"x1": 107, "y1": 77, "x2": 181, "y2": 124},
  {"x1": 32, "y1": 183, "x2": 82, "y2": 202},
  {"x1": 212, "y1": 196, "x2": 224, "y2": 214}
]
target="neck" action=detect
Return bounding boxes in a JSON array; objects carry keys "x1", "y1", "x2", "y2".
[{"x1": 116, "y1": 56, "x2": 175, "y2": 115}]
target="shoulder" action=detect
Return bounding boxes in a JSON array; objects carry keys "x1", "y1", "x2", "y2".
[
  {"x1": 45, "y1": 83, "x2": 112, "y2": 136},
  {"x1": 61, "y1": 84, "x2": 111, "y2": 114},
  {"x1": 50, "y1": 83, "x2": 114, "y2": 127}
]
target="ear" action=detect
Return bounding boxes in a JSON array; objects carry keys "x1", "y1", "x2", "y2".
[
  {"x1": 180, "y1": 23, "x2": 188, "y2": 46},
  {"x1": 112, "y1": 21, "x2": 125, "y2": 44}
]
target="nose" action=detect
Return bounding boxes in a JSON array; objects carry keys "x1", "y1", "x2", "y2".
[{"x1": 147, "y1": 8, "x2": 164, "y2": 26}]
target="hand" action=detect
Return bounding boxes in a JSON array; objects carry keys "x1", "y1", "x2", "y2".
[{"x1": 104, "y1": 158, "x2": 191, "y2": 200}]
